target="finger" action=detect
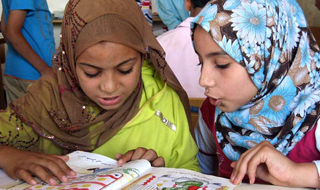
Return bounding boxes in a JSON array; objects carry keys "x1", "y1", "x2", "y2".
[
  {"x1": 27, "y1": 164, "x2": 58, "y2": 185},
  {"x1": 151, "y1": 157, "x2": 165, "y2": 167},
  {"x1": 117, "y1": 150, "x2": 134, "y2": 166},
  {"x1": 45, "y1": 155, "x2": 76, "y2": 176},
  {"x1": 140, "y1": 149, "x2": 158, "y2": 162},
  {"x1": 131, "y1": 147, "x2": 149, "y2": 160},
  {"x1": 30, "y1": 157, "x2": 70, "y2": 183},
  {"x1": 245, "y1": 146, "x2": 272, "y2": 184},
  {"x1": 15, "y1": 169, "x2": 37, "y2": 185},
  {"x1": 115, "y1": 153, "x2": 123, "y2": 160},
  {"x1": 232, "y1": 141, "x2": 273, "y2": 185},
  {"x1": 231, "y1": 148, "x2": 254, "y2": 183},
  {"x1": 231, "y1": 143, "x2": 265, "y2": 184},
  {"x1": 53, "y1": 155, "x2": 69, "y2": 162},
  {"x1": 230, "y1": 161, "x2": 236, "y2": 168}
]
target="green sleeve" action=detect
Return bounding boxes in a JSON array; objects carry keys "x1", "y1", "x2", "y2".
[
  {"x1": 168, "y1": 100, "x2": 200, "y2": 172},
  {"x1": 0, "y1": 107, "x2": 61, "y2": 154}
]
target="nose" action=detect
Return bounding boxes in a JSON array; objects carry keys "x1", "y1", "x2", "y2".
[
  {"x1": 100, "y1": 73, "x2": 118, "y2": 93},
  {"x1": 199, "y1": 63, "x2": 215, "y2": 89}
]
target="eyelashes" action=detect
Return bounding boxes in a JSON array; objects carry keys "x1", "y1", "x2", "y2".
[
  {"x1": 84, "y1": 68, "x2": 133, "y2": 78},
  {"x1": 119, "y1": 68, "x2": 133, "y2": 75},
  {"x1": 84, "y1": 71, "x2": 100, "y2": 78},
  {"x1": 216, "y1": 64, "x2": 230, "y2": 69},
  {"x1": 197, "y1": 62, "x2": 230, "y2": 69}
]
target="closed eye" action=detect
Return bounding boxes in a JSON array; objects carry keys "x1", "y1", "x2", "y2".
[
  {"x1": 119, "y1": 68, "x2": 133, "y2": 75},
  {"x1": 84, "y1": 71, "x2": 101, "y2": 78},
  {"x1": 216, "y1": 64, "x2": 230, "y2": 69}
]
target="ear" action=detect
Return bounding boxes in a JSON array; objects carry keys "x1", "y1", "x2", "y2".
[{"x1": 185, "y1": 0, "x2": 191, "y2": 12}]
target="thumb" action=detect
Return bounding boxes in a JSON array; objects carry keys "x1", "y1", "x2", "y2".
[{"x1": 115, "y1": 153, "x2": 123, "y2": 160}]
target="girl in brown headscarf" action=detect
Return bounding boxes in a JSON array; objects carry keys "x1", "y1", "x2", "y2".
[{"x1": 0, "y1": 0, "x2": 199, "y2": 185}]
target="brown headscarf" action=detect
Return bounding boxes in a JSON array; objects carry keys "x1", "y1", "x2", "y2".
[{"x1": 10, "y1": 0, "x2": 191, "y2": 151}]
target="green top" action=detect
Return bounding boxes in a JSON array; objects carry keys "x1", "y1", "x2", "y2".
[{"x1": 0, "y1": 61, "x2": 200, "y2": 171}]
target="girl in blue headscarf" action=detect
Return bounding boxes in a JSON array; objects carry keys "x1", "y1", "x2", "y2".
[
  {"x1": 192, "y1": 0, "x2": 320, "y2": 188},
  {"x1": 156, "y1": 0, "x2": 189, "y2": 30}
]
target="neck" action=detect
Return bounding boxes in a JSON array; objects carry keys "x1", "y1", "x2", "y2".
[{"x1": 190, "y1": 7, "x2": 202, "y2": 17}]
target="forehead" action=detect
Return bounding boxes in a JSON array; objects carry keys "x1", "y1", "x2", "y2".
[
  {"x1": 194, "y1": 27, "x2": 224, "y2": 53},
  {"x1": 77, "y1": 42, "x2": 139, "y2": 60}
]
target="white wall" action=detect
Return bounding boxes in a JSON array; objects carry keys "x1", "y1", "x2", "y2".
[{"x1": 47, "y1": 0, "x2": 69, "y2": 12}]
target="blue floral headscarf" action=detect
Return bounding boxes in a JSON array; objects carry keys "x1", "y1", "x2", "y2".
[{"x1": 191, "y1": 0, "x2": 320, "y2": 161}]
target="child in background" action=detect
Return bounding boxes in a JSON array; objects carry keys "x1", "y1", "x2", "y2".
[
  {"x1": 156, "y1": 0, "x2": 189, "y2": 30},
  {"x1": 0, "y1": 0, "x2": 199, "y2": 186},
  {"x1": 192, "y1": 0, "x2": 320, "y2": 188},
  {"x1": 0, "y1": 0, "x2": 55, "y2": 103}
]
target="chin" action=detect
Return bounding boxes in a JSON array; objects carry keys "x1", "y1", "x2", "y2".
[
  {"x1": 99, "y1": 103, "x2": 122, "y2": 111},
  {"x1": 218, "y1": 105, "x2": 236, "y2": 113}
]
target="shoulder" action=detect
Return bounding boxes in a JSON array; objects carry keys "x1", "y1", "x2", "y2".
[
  {"x1": 200, "y1": 98, "x2": 215, "y2": 123},
  {"x1": 7, "y1": 0, "x2": 35, "y2": 11}
]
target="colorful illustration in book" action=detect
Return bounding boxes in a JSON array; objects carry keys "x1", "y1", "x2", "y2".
[
  {"x1": 139, "y1": 174, "x2": 226, "y2": 190},
  {"x1": 24, "y1": 172, "x2": 123, "y2": 190}
]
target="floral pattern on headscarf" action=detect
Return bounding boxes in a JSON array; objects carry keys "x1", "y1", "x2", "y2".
[{"x1": 191, "y1": 0, "x2": 320, "y2": 161}]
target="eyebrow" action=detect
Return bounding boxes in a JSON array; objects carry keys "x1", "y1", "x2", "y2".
[
  {"x1": 205, "y1": 52, "x2": 228, "y2": 58},
  {"x1": 79, "y1": 57, "x2": 137, "y2": 69}
]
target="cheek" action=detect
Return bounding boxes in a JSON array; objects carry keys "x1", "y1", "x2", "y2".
[{"x1": 122, "y1": 69, "x2": 141, "y2": 93}]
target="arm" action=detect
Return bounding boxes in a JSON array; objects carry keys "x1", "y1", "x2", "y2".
[
  {"x1": 1, "y1": 13, "x2": 6, "y2": 38},
  {"x1": 230, "y1": 141, "x2": 320, "y2": 188},
  {"x1": 5, "y1": 10, "x2": 53, "y2": 76},
  {"x1": 0, "y1": 145, "x2": 75, "y2": 185},
  {"x1": 0, "y1": 108, "x2": 75, "y2": 185},
  {"x1": 194, "y1": 110, "x2": 218, "y2": 175}
]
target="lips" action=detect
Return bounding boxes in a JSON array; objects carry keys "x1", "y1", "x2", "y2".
[
  {"x1": 208, "y1": 97, "x2": 221, "y2": 107},
  {"x1": 98, "y1": 96, "x2": 122, "y2": 106}
]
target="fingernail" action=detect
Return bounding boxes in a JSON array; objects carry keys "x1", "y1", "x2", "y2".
[
  {"x1": 70, "y1": 170, "x2": 76, "y2": 176},
  {"x1": 234, "y1": 177, "x2": 238, "y2": 184},
  {"x1": 30, "y1": 179, "x2": 37, "y2": 185},
  {"x1": 49, "y1": 178, "x2": 57, "y2": 185},
  {"x1": 230, "y1": 174, "x2": 235, "y2": 181},
  {"x1": 62, "y1": 175, "x2": 68, "y2": 182}
]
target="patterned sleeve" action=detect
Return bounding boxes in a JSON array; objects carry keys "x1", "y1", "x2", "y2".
[
  {"x1": 0, "y1": 107, "x2": 40, "y2": 150},
  {"x1": 194, "y1": 110, "x2": 218, "y2": 175}
]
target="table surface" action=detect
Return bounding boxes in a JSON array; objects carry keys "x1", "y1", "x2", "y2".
[{"x1": 237, "y1": 183, "x2": 313, "y2": 190}]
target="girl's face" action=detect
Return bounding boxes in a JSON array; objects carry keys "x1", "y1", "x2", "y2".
[
  {"x1": 194, "y1": 26, "x2": 258, "y2": 112},
  {"x1": 76, "y1": 42, "x2": 142, "y2": 110}
]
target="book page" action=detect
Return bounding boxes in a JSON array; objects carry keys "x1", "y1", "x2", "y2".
[
  {"x1": 0, "y1": 169, "x2": 24, "y2": 189},
  {"x1": 25, "y1": 153, "x2": 152, "y2": 190},
  {"x1": 66, "y1": 151, "x2": 118, "y2": 174},
  {"x1": 102, "y1": 159, "x2": 151, "y2": 189},
  {"x1": 122, "y1": 167, "x2": 238, "y2": 190}
]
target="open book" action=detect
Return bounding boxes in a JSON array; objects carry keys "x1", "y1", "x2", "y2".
[{"x1": 13, "y1": 151, "x2": 238, "y2": 190}]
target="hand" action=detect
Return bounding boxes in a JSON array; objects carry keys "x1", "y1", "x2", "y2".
[
  {"x1": 115, "y1": 147, "x2": 165, "y2": 167},
  {"x1": 0, "y1": 146, "x2": 76, "y2": 186},
  {"x1": 230, "y1": 141, "x2": 298, "y2": 186}
]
